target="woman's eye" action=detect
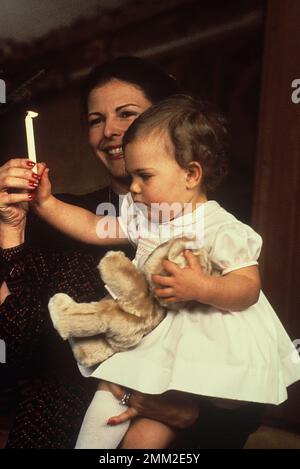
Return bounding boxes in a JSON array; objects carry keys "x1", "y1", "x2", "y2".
[
  {"x1": 119, "y1": 111, "x2": 138, "y2": 119},
  {"x1": 88, "y1": 117, "x2": 103, "y2": 127},
  {"x1": 140, "y1": 174, "x2": 152, "y2": 181}
]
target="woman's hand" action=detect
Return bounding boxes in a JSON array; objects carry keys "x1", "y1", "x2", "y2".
[
  {"x1": 0, "y1": 158, "x2": 40, "y2": 227},
  {"x1": 103, "y1": 382, "x2": 199, "y2": 429},
  {"x1": 152, "y1": 250, "x2": 211, "y2": 304}
]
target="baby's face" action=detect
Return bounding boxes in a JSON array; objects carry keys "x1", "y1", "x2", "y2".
[{"x1": 125, "y1": 133, "x2": 191, "y2": 222}]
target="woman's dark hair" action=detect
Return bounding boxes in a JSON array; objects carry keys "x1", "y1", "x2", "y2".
[
  {"x1": 123, "y1": 95, "x2": 228, "y2": 193},
  {"x1": 81, "y1": 56, "x2": 182, "y2": 114}
]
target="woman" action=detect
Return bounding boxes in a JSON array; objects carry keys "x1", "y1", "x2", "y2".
[
  {"x1": 0, "y1": 57, "x2": 200, "y2": 449},
  {"x1": 0, "y1": 57, "x2": 263, "y2": 448}
]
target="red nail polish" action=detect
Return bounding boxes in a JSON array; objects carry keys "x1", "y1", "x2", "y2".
[
  {"x1": 27, "y1": 160, "x2": 35, "y2": 167},
  {"x1": 29, "y1": 181, "x2": 39, "y2": 187},
  {"x1": 32, "y1": 173, "x2": 41, "y2": 180},
  {"x1": 28, "y1": 194, "x2": 35, "y2": 200},
  {"x1": 107, "y1": 419, "x2": 116, "y2": 425}
]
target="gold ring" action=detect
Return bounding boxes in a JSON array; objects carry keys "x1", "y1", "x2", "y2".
[{"x1": 119, "y1": 392, "x2": 131, "y2": 406}]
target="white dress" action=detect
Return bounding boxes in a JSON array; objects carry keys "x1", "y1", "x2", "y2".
[{"x1": 79, "y1": 195, "x2": 300, "y2": 405}]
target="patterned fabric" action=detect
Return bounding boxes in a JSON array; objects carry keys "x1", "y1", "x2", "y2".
[
  {"x1": 5, "y1": 379, "x2": 96, "y2": 449},
  {"x1": 0, "y1": 187, "x2": 134, "y2": 448},
  {"x1": 0, "y1": 244, "x2": 107, "y2": 370}
]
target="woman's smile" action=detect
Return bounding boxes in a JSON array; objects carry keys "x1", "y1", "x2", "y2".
[{"x1": 102, "y1": 145, "x2": 124, "y2": 161}]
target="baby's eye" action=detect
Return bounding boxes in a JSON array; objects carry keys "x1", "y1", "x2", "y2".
[{"x1": 140, "y1": 174, "x2": 152, "y2": 181}]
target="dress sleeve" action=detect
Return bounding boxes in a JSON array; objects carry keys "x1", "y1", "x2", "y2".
[
  {"x1": 210, "y1": 222, "x2": 263, "y2": 275},
  {"x1": 0, "y1": 244, "x2": 102, "y2": 369}
]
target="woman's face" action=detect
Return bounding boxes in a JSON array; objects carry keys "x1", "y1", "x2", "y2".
[{"x1": 87, "y1": 79, "x2": 152, "y2": 179}]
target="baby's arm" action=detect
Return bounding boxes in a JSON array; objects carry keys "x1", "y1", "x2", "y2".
[
  {"x1": 32, "y1": 163, "x2": 128, "y2": 246},
  {"x1": 153, "y1": 251, "x2": 261, "y2": 311},
  {"x1": 198, "y1": 264, "x2": 261, "y2": 310}
]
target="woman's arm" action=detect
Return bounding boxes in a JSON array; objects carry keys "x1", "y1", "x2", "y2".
[
  {"x1": 153, "y1": 251, "x2": 261, "y2": 311},
  {"x1": 0, "y1": 217, "x2": 25, "y2": 249},
  {"x1": 0, "y1": 221, "x2": 45, "y2": 366},
  {"x1": 0, "y1": 173, "x2": 27, "y2": 304},
  {"x1": 0, "y1": 254, "x2": 46, "y2": 367}
]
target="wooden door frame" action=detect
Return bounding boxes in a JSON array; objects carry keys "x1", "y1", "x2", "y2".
[{"x1": 252, "y1": 0, "x2": 300, "y2": 429}]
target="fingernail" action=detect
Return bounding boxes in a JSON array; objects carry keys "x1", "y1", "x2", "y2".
[
  {"x1": 28, "y1": 194, "x2": 35, "y2": 200},
  {"x1": 107, "y1": 419, "x2": 116, "y2": 425},
  {"x1": 29, "y1": 181, "x2": 39, "y2": 187},
  {"x1": 32, "y1": 173, "x2": 41, "y2": 180},
  {"x1": 26, "y1": 161, "x2": 35, "y2": 167}
]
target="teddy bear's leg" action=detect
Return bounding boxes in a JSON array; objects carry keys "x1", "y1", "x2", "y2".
[
  {"x1": 70, "y1": 300, "x2": 162, "y2": 366},
  {"x1": 70, "y1": 336, "x2": 115, "y2": 367},
  {"x1": 95, "y1": 306, "x2": 164, "y2": 351},
  {"x1": 48, "y1": 293, "x2": 122, "y2": 340}
]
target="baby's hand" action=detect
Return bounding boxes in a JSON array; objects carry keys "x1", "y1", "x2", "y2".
[
  {"x1": 152, "y1": 250, "x2": 212, "y2": 304},
  {"x1": 30, "y1": 162, "x2": 52, "y2": 208}
]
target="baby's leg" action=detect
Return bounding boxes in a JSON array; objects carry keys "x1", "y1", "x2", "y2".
[
  {"x1": 75, "y1": 385, "x2": 130, "y2": 449},
  {"x1": 120, "y1": 417, "x2": 176, "y2": 449}
]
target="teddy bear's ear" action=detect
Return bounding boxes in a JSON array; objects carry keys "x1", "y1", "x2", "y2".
[
  {"x1": 196, "y1": 249, "x2": 213, "y2": 275},
  {"x1": 143, "y1": 238, "x2": 173, "y2": 284},
  {"x1": 168, "y1": 236, "x2": 215, "y2": 275},
  {"x1": 167, "y1": 236, "x2": 194, "y2": 268}
]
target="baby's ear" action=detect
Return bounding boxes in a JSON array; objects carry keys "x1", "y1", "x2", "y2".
[{"x1": 186, "y1": 161, "x2": 202, "y2": 189}]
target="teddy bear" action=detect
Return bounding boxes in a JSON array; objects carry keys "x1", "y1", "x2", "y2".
[{"x1": 48, "y1": 236, "x2": 217, "y2": 367}]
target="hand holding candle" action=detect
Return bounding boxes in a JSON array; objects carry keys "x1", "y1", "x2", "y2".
[{"x1": 25, "y1": 110, "x2": 39, "y2": 173}]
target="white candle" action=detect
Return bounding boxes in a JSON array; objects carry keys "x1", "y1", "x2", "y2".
[{"x1": 25, "y1": 110, "x2": 39, "y2": 172}]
